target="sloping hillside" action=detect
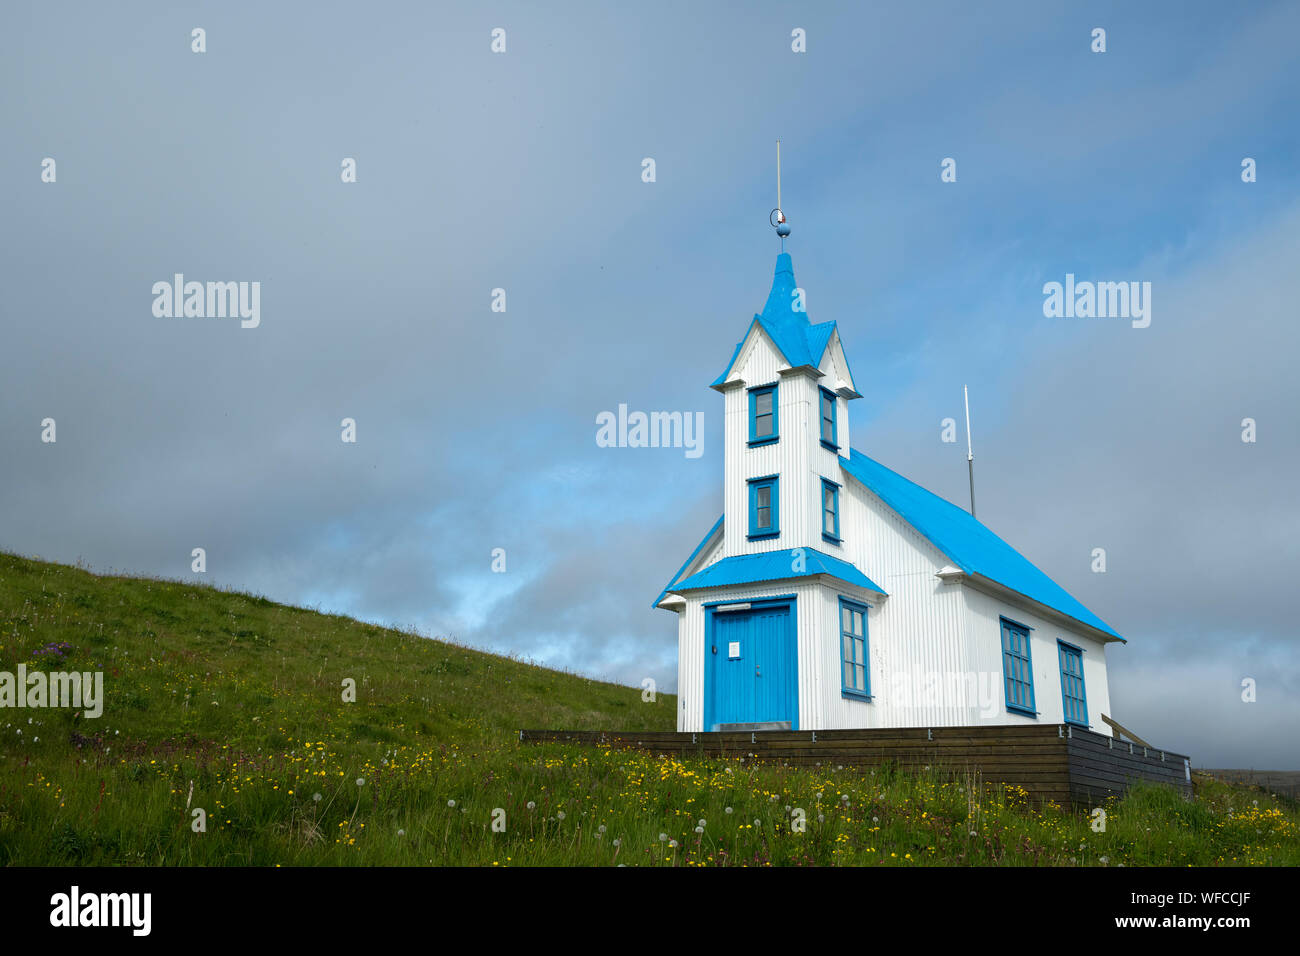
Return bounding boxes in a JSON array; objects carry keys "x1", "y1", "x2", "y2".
[
  {"x1": 1, "y1": 552, "x2": 1295, "y2": 866},
  {"x1": 0, "y1": 552, "x2": 668, "y2": 748}
]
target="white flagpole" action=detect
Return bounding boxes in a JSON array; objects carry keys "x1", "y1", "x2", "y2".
[{"x1": 964, "y1": 385, "x2": 976, "y2": 518}]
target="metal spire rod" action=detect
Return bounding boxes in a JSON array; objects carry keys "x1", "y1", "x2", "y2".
[
  {"x1": 771, "y1": 142, "x2": 790, "y2": 244},
  {"x1": 776, "y1": 139, "x2": 782, "y2": 213},
  {"x1": 964, "y1": 385, "x2": 976, "y2": 518}
]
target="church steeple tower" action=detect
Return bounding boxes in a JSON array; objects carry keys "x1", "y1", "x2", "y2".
[{"x1": 708, "y1": 185, "x2": 862, "y2": 559}]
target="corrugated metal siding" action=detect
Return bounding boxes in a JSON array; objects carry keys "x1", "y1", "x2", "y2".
[
  {"x1": 675, "y1": 475, "x2": 1112, "y2": 731},
  {"x1": 724, "y1": 332, "x2": 795, "y2": 555},
  {"x1": 961, "y1": 584, "x2": 1112, "y2": 729},
  {"x1": 820, "y1": 480, "x2": 973, "y2": 728},
  {"x1": 723, "y1": 335, "x2": 848, "y2": 559},
  {"x1": 697, "y1": 536, "x2": 724, "y2": 572}
]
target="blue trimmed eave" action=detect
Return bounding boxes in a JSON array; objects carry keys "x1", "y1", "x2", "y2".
[
  {"x1": 709, "y1": 314, "x2": 816, "y2": 389},
  {"x1": 838, "y1": 449, "x2": 1126, "y2": 644},
  {"x1": 665, "y1": 547, "x2": 886, "y2": 597},
  {"x1": 652, "y1": 515, "x2": 723, "y2": 609}
]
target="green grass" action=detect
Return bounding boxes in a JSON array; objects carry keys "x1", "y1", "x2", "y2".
[{"x1": 1, "y1": 551, "x2": 1296, "y2": 866}]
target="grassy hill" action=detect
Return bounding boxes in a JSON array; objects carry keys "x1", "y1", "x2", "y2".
[{"x1": 1, "y1": 551, "x2": 1296, "y2": 866}]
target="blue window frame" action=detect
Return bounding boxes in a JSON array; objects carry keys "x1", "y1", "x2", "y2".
[
  {"x1": 748, "y1": 383, "x2": 778, "y2": 446},
  {"x1": 839, "y1": 597, "x2": 870, "y2": 699},
  {"x1": 747, "y1": 475, "x2": 779, "y2": 539},
  {"x1": 1058, "y1": 641, "x2": 1088, "y2": 727},
  {"x1": 819, "y1": 387, "x2": 838, "y2": 450},
  {"x1": 1000, "y1": 617, "x2": 1036, "y2": 716},
  {"x1": 821, "y1": 478, "x2": 841, "y2": 544}
]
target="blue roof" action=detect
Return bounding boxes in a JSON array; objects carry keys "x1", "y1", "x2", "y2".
[
  {"x1": 839, "y1": 449, "x2": 1125, "y2": 642},
  {"x1": 711, "y1": 254, "x2": 849, "y2": 388},
  {"x1": 664, "y1": 546, "x2": 886, "y2": 596}
]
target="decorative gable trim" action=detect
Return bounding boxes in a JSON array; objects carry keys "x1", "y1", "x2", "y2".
[
  {"x1": 822, "y1": 329, "x2": 861, "y2": 399},
  {"x1": 712, "y1": 318, "x2": 785, "y2": 391},
  {"x1": 652, "y1": 515, "x2": 725, "y2": 610}
]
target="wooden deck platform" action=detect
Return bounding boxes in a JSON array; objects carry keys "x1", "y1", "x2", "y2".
[{"x1": 519, "y1": 724, "x2": 1192, "y2": 807}]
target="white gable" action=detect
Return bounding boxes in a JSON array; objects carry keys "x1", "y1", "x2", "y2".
[
  {"x1": 724, "y1": 321, "x2": 788, "y2": 388},
  {"x1": 819, "y1": 329, "x2": 859, "y2": 397}
]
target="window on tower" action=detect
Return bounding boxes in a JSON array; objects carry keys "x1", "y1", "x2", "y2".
[
  {"x1": 747, "y1": 475, "x2": 779, "y2": 539},
  {"x1": 748, "y1": 384, "x2": 778, "y2": 446},
  {"x1": 821, "y1": 478, "x2": 841, "y2": 544},
  {"x1": 819, "y1": 387, "x2": 838, "y2": 450}
]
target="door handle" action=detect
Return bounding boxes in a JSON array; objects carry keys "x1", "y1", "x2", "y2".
[{"x1": 755, "y1": 665, "x2": 761, "y2": 677}]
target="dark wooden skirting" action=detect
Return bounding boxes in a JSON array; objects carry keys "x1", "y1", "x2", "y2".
[{"x1": 518, "y1": 725, "x2": 1192, "y2": 807}]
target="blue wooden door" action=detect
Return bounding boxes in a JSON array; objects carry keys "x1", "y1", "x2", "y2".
[{"x1": 706, "y1": 601, "x2": 796, "y2": 730}]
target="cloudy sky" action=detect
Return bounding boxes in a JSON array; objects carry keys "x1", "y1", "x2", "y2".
[{"x1": 3, "y1": 2, "x2": 1296, "y2": 767}]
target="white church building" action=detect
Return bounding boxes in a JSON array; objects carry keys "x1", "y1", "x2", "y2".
[{"x1": 654, "y1": 245, "x2": 1123, "y2": 734}]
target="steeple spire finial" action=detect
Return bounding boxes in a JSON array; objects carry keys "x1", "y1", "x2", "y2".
[{"x1": 771, "y1": 140, "x2": 791, "y2": 248}]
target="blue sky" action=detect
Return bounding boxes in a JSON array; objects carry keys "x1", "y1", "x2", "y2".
[{"x1": 2, "y1": 1, "x2": 1297, "y2": 767}]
